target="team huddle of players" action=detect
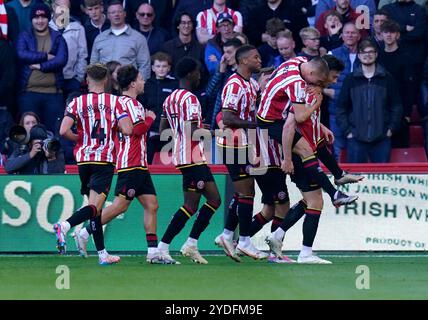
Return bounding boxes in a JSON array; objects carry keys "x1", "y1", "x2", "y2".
[{"x1": 53, "y1": 45, "x2": 362, "y2": 266}]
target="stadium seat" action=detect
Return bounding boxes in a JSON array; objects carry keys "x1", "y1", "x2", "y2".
[
  {"x1": 410, "y1": 104, "x2": 422, "y2": 124},
  {"x1": 152, "y1": 152, "x2": 162, "y2": 165},
  {"x1": 151, "y1": 152, "x2": 173, "y2": 165},
  {"x1": 338, "y1": 149, "x2": 347, "y2": 163},
  {"x1": 409, "y1": 125, "x2": 425, "y2": 147},
  {"x1": 389, "y1": 147, "x2": 428, "y2": 162}
]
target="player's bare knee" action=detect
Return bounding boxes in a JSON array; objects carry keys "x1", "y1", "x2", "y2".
[{"x1": 144, "y1": 200, "x2": 159, "y2": 213}]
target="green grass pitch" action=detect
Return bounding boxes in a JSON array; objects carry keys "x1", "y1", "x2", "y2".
[{"x1": 0, "y1": 254, "x2": 427, "y2": 300}]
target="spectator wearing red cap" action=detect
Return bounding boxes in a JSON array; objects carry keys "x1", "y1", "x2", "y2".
[
  {"x1": 204, "y1": 12, "x2": 236, "y2": 75},
  {"x1": 196, "y1": 0, "x2": 243, "y2": 45}
]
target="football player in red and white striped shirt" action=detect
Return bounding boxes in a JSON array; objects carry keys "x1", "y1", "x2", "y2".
[
  {"x1": 214, "y1": 45, "x2": 270, "y2": 261},
  {"x1": 54, "y1": 63, "x2": 133, "y2": 265},
  {"x1": 265, "y1": 56, "x2": 360, "y2": 264},
  {"x1": 257, "y1": 56, "x2": 349, "y2": 207},
  {"x1": 196, "y1": 0, "x2": 243, "y2": 44},
  {"x1": 215, "y1": 111, "x2": 294, "y2": 263},
  {"x1": 157, "y1": 57, "x2": 221, "y2": 265},
  {"x1": 74, "y1": 65, "x2": 163, "y2": 264}
]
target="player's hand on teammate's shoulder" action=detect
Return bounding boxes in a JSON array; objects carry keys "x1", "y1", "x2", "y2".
[{"x1": 305, "y1": 85, "x2": 322, "y2": 96}]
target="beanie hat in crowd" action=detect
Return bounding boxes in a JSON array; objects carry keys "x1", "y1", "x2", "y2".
[{"x1": 30, "y1": 2, "x2": 51, "y2": 20}]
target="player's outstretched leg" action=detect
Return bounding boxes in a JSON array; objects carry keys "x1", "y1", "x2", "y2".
[
  {"x1": 215, "y1": 193, "x2": 241, "y2": 262},
  {"x1": 316, "y1": 139, "x2": 363, "y2": 186},
  {"x1": 297, "y1": 190, "x2": 331, "y2": 264},
  {"x1": 181, "y1": 202, "x2": 219, "y2": 264},
  {"x1": 265, "y1": 200, "x2": 308, "y2": 262},
  {"x1": 53, "y1": 205, "x2": 98, "y2": 254},
  {"x1": 157, "y1": 205, "x2": 196, "y2": 265},
  {"x1": 235, "y1": 196, "x2": 269, "y2": 260},
  {"x1": 90, "y1": 215, "x2": 120, "y2": 265}
]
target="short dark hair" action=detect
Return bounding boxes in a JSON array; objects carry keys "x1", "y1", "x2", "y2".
[
  {"x1": 151, "y1": 52, "x2": 172, "y2": 66},
  {"x1": 380, "y1": 19, "x2": 400, "y2": 33},
  {"x1": 235, "y1": 45, "x2": 257, "y2": 65},
  {"x1": 84, "y1": 0, "x2": 103, "y2": 7},
  {"x1": 117, "y1": 65, "x2": 139, "y2": 91},
  {"x1": 374, "y1": 9, "x2": 389, "y2": 18},
  {"x1": 223, "y1": 38, "x2": 243, "y2": 49},
  {"x1": 174, "y1": 12, "x2": 194, "y2": 30},
  {"x1": 322, "y1": 54, "x2": 345, "y2": 72},
  {"x1": 107, "y1": 0, "x2": 123, "y2": 9},
  {"x1": 86, "y1": 63, "x2": 109, "y2": 82},
  {"x1": 358, "y1": 38, "x2": 377, "y2": 53},
  {"x1": 175, "y1": 57, "x2": 199, "y2": 79},
  {"x1": 265, "y1": 17, "x2": 285, "y2": 37}
]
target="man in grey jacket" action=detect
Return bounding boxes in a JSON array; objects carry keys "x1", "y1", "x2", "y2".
[
  {"x1": 336, "y1": 39, "x2": 402, "y2": 163},
  {"x1": 90, "y1": 0, "x2": 150, "y2": 81},
  {"x1": 49, "y1": 0, "x2": 87, "y2": 100}
]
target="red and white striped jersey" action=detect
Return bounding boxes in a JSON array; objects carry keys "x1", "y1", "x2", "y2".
[
  {"x1": 0, "y1": 0, "x2": 7, "y2": 40},
  {"x1": 196, "y1": 7, "x2": 243, "y2": 35},
  {"x1": 291, "y1": 93, "x2": 322, "y2": 151},
  {"x1": 218, "y1": 73, "x2": 259, "y2": 148},
  {"x1": 253, "y1": 127, "x2": 282, "y2": 168},
  {"x1": 66, "y1": 92, "x2": 128, "y2": 164},
  {"x1": 162, "y1": 89, "x2": 206, "y2": 167},
  {"x1": 257, "y1": 56, "x2": 308, "y2": 122},
  {"x1": 116, "y1": 96, "x2": 148, "y2": 171}
]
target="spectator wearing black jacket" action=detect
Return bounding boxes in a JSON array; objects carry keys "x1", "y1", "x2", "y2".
[
  {"x1": 336, "y1": 39, "x2": 403, "y2": 163},
  {"x1": 125, "y1": 0, "x2": 173, "y2": 32},
  {"x1": 83, "y1": 0, "x2": 110, "y2": 63},
  {"x1": 161, "y1": 12, "x2": 204, "y2": 76},
  {"x1": 138, "y1": 52, "x2": 178, "y2": 164},
  {"x1": 382, "y1": 0, "x2": 428, "y2": 100},
  {"x1": 246, "y1": 0, "x2": 308, "y2": 50},
  {"x1": 378, "y1": 19, "x2": 415, "y2": 147},
  {"x1": 133, "y1": 3, "x2": 170, "y2": 55}
]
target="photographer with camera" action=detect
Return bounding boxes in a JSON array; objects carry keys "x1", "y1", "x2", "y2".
[{"x1": 4, "y1": 112, "x2": 65, "y2": 174}]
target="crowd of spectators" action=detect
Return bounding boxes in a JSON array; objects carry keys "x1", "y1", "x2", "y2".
[{"x1": 1, "y1": 0, "x2": 428, "y2": 172}]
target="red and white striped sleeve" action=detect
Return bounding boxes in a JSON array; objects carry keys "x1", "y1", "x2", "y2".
[
  {"x1": 183, "y1": 94, "x2": 201, "y2": 122},
  {"x1": 286, "y1": 80, "x2": 307, "y2": 104},
  {"x1": 222, "y1": 80, "x2": 243, "y2": 113},
  {"x1": 115, "y1": 97, "x2": 130, "y2": 121},
  {"x1": 65, "y1": 97, "x2": 78, "y2": 120},
  {"x1": 196, "y1": 10, "x2": 206, "y2": 30}
]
